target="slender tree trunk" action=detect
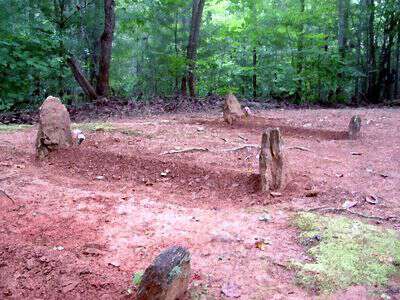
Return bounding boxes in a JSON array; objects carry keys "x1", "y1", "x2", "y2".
[
  {"x1": 295, "y1": 0, "x2": 305, "y2": 103},
  {"x1": 183, "y1": 0, "x2": 206, "y2": 97},
  {"x1": 338, "y1": 0, "x2": 349, "y2": 61},
  {"x1": 365, "y1": 0, "x2": 377, "y2": 102},
  {"x1": 253, "y1": 48, "x2": 257, "y2": 98},
  {"x1": 67, "y1": 57, "x2": 98, "y2": 100},
  {"x1": 54, "y1": 0, "x2": 66, "y2": 97},
  {"x1": 96, "y1": 0, "x2": 116, "y2": 97},
  {"x1": 395, "y1": 31, "x2": 400, "y2": 99}
]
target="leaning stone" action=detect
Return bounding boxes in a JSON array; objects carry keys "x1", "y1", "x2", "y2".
[
  {"x1": 35, "y1": 96, "x2": 72, "y2": 158},
  {"x1": 348, "y1": 115, "x2": 362, "y2": 140},
  {"x1": 136, "y1": 246, "x2": 191, "y2": 300},
  {"x1": 223, "y1": 93, "x2": 244, "y2": 125}
]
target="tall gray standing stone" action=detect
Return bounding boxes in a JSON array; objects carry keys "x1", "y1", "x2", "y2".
[
  {"x1": 136, "y1": 246, "x2": 191, "y2": 300},
  {"x1": 35, "y1": 96, "x2": 72, "y2": 158},
  {"x1": 348, "y1": 115, "x2": 362, "y2": 140}
]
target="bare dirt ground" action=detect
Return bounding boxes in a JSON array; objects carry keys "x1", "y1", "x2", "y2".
[{"x1": 0, "y1": 108, "x2": 399, "y2": 299}]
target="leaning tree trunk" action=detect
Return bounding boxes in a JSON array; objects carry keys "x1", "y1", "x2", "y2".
[
  {"x1": 184, "y1": 0, "x2": 206, "y2": 97},
  {"x1": 67, "y1": 57, "x2": 98, "y2": 100},
  {"x1": 96, "y1": 0, "x2": 116, "y2": 97}
]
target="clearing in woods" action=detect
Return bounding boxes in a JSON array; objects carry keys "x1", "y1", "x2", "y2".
[{"x1": 0, "y1": 108, "x2": 399, "y2": 299}]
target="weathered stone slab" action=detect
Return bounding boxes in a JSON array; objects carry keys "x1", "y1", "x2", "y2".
[
  {"x1": 223, "y1": 93, "x2": 244, "y2": 125},
  {"x1": 35, "y1": 96, "x2": 72, "y2": 158},
  {"x1": 136, "y1": 246, "x2": 191, "y2": 300},
  {"x1": 259, "y1": 130, "x2": 271, "y2": 192},
  {"x1": 259, "y1": 128, "x2": 285, "y2": 192},
  {"x1": 269, "y1": 128, "x2": 284, "y2": 191},
  {"x1": 348, "y1": 115, "x2": 361, "y2": 140}
]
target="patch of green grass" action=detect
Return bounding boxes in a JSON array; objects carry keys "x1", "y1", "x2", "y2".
[
  {"x1": 72, "y1": 122, "x2": 145, "y2": 137},
  {"x1": 292, "y1": 212, "x2": 400, "y2": 294},
  {"x1": 72, "y1": 122, "x2": 116, "y2": 132},
  {"x1": 0, "y1": 124, "x2": 32, "y2": 133}
]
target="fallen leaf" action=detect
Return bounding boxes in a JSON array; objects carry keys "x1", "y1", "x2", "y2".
[
  {"x1": 365, "y1": 195, "x2": 381, "y2": 205},
  {"x1": 342, "y1": 200, "x2": 358, "y2": 209},
  {"x1": 221, "y1": 282, "x2": 241, "y2": 298}
]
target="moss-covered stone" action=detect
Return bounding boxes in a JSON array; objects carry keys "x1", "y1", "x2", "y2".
[{"x1": 292, "y1": 212, "x2": 400, "y2": 293}]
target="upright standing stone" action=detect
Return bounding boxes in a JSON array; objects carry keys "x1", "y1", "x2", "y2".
[
  {"x1": 259, "y1": 128, "x2": 285, "y2": 192},
  {"x1": 35, "y1": 96, "x2": 72, "y2": 158},
  {"x1": 136, "y1": 246, "x2": 191, "y2": 300},
  {"x1": 269, "y1": 129, "x2": 284, "y2": 191},
  {"x1": 223, "y1": 93, "x2": 244, "y2": 125},
  {"x1": 348, "y1": 115, "x2": 362, "y2": 140},
  {"x1": 259, "y1": 130, "x2": 271, "y2": 192}
]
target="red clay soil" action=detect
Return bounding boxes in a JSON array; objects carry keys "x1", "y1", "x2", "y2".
[{"x1": 0, "y1": 108, "x2": 399, "y2": 299}]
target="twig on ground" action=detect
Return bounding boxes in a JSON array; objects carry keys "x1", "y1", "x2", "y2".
[
  {"x1": 287, "y1": 146, "x2": 312, "y2": 152},
  {"x1": 221, "y1": 144, "x2": 260, "y2": 152},
  {"x1": 160, "y1": 147, "x2": 209, "y2": 155},
  {"x1": 303, "y1": 206, "x2": 400, "y2": 223},
  {"x1": 238, "y1": 135, "x2": 248, "y2": 142},
  {"x1": 0, "y1": 190, "x2": 15, "y2": 204}
]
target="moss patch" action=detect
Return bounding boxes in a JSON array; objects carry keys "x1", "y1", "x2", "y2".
[
  {"x1": 0, "y1": 124, "x2": 32, "y2": 133},
  {"x1": 292, "y1": 212, "x2": 400, "y2": 293},
  {"x1": 72, "y1": 122, "x2": 144, "y2": 137}
]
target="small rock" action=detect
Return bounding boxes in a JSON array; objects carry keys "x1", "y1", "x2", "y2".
[
  {"x1": 303, "y1": 123, "x2": 312, "y2": 128},
  {"x1": 53, "y1": 246, "x2": 64, "y2": 251},
  {"x1": 108, "y1": 261, "x2": 121, "y2": 268},
  {"x1": 258, "y1": 214, "x2": 272, "y2": 222},
  {"x1": 196, "y1": 127, "x2": 205, "y2": 132},
  {"x1": 305, "y1": 190, "x2": 319, "y2": 197},
  {"x1": 136, "y1": 246, "x2": 191, "y2": 300},
  {"x1": 95, "y1": 176, "x2": 105, "y2": 180},
  {"x1": 270, "y1": 192, "x2": 282, "y2": 198},
  {"x1": 351, "y1": 152, "x2": 363, "y2": 156}
]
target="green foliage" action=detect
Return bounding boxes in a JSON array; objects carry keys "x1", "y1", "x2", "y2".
[
  {"x1": 132, "y1": 271, "x2": 144, "y2": 287},
  {"x1": 0, "y1": 124, "x2": 33, "y2": 133},
  {"x1": 292, "y1": 212, "x2": 400, "y2": 293},
  {"x1": 1, "y1": 0, "x2": 399, "y2": 110}
]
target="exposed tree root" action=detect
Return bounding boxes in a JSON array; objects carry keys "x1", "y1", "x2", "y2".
[
  {"x1": 287, "y1": 146, "x2": 312, "y2": 152},
  {"x1": 0, "y1": 190, "x2": 14, "y2": 204},
  {"x1": 160, "y1": 147, "x2": 209, "y2": 155},
  {"x1": 304, "y1": 206, "x2": 400, "y2": 223}
]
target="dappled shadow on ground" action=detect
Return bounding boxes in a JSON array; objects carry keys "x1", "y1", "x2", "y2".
[{"x1": 187, "y1": 116, "x2": 349, "y2": 141}]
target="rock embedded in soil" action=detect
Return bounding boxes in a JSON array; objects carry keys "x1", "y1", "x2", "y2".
[
  {"x1": 136, "y1": 246, "x2": 191, "y2": 300},
  {"x1": 35, "y1": 96, "x2": 72, "y2": 159},
  {"x1": 348, "y1": 115, "x2": 362, "y2": 140},
  {"x1": 223, "y1": 93, "x2": 244, "y2": 125}
]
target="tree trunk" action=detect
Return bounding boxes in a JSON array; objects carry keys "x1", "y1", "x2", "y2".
[
  {"x1": 67, "y1": 57, "x2": 98, "y2": 100},
  {"x1": 253, "y1": 48, "x2": 257, "y2": 98},
  {"x1": 337, "y1": 0, "x2": 349, "y2": 60},
  {"x1": 96, "y1": 0, "x2": 116, "y2": 97},
  {"x1": 184, "y1": 0, "x2": 206, "y2": 97},
  {"x1": 365, "y1": 0, "x2": 378, "y2": 102},
  {"x1": 395, "y1": 31, "x2": 400, "y2": 99},
  {"x1": 295, "y1": 0, "x2": 305, "y2": 103}
]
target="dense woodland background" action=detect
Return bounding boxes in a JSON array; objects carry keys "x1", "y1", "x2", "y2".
[{"x1": 1, "y1": 0, "x2": 399, "y2": 112}]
